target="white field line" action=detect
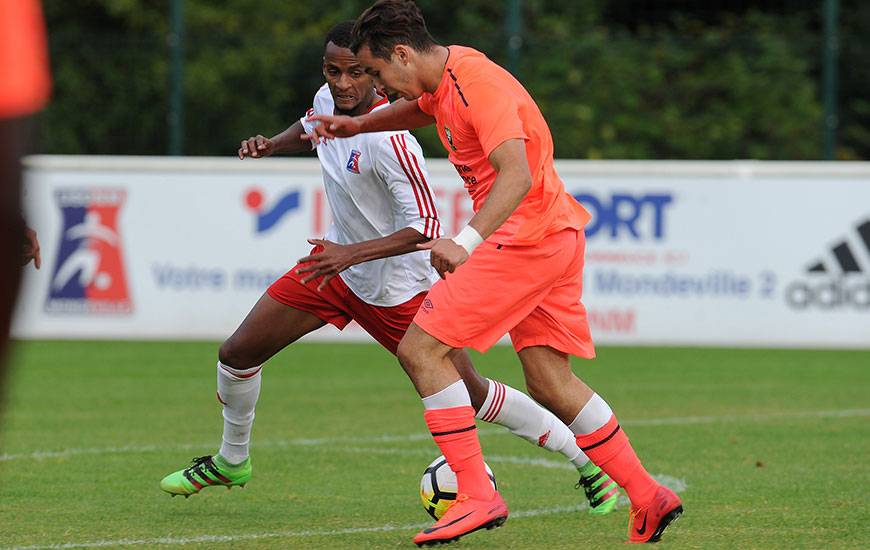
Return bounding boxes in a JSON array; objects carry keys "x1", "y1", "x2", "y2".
[
  {"x1": 0, "y1": 476, "x2": 687, "y2": 550},
  {"x1": 1, "y1": 407, "x2": 867, "y2": 463}
]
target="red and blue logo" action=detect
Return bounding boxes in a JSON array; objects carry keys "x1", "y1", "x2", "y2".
[
  {"x1": 244, "y1": 187, "x2": 301, "y2": 234},
  {"x1": 346, "y1": 149, "x2": 362, "y2": 174},
  {"x1": 46, "y1": 189, "x2": 132, "y2": 314}
]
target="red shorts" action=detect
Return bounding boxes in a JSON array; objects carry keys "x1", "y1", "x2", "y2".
[
  {"x1": 267, "y1": 248, "x2": 424, "y2": 355},
  {"x1": 414, "y1": 229, "x2": 595, "y2": 357}
]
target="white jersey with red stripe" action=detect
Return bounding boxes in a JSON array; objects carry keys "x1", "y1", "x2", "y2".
[{"x1": 301, "y1": 84, "x2": 441, "y2": 307}]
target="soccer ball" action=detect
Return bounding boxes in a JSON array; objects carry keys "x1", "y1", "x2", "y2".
[{"x1": 419, "y1": 455, "x2": 497, "y2": 520}]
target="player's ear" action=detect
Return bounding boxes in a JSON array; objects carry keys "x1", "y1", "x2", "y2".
[{"x1": 394, "y1": 45, "x2": 410, "y2": 66}]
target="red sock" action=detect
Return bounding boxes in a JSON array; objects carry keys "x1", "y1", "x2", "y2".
[
  {"x1": 575, "y1": 415, "x2": 658, "y2": 507},
  {"x1": 424, "y1": 405, "x2": 495, "y2": 501}
]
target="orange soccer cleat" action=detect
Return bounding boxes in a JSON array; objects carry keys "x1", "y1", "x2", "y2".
[
  {"x1": 628, "y1": 485, "x2": 683, "y2": 543},
  {"x1": 413, "y1": 492, "x2": 509, "y2": 547}
]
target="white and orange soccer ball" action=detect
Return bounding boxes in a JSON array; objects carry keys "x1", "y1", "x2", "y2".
[{"x1": 419, "y1": 455, "x2": 497, "y2": 520}]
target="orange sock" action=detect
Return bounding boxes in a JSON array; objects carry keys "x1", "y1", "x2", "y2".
[
  {"x1": 424, "y1": 405, "x2": 495, "y2": 501},
  {"x1": 575, "y1": 415, "x2": 658, "y2": 507}
]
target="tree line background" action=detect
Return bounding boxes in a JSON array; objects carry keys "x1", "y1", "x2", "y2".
[{"x1": 38, "y1": 0, "x2": 869, "y2": 160}]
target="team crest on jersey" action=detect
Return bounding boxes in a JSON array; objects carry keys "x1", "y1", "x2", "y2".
[
  {"x1": 444, "y1": 126, "x2": 457, "y2": 151},
  {"x1": 346, "y1": 149, "x2": 362, "y2": 174},
  {"x1": 46, "y1": 188, "x2": 132, "y2": 315}
]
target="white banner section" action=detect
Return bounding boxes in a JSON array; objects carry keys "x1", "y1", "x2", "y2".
[{"x1": 14, "y1": 156, "x2": 870, "y2": 348}]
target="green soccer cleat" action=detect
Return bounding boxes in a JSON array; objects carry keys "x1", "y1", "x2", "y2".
[
  {"x1": 160, "y1": 455, "x2": 251, "y2": 497},
  {"x1": 576, "y1": 462, "x2": 619, "y2": 516}
]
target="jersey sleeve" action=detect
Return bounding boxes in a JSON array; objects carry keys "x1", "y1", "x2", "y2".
[
  {"x1": 459, "y1": 77, "x2": 529, "y2": 159},
  {"x1": 373, "y1": 133, "x2": 442, "y2": 240}
]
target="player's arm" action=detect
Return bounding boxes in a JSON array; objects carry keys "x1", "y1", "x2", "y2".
[
  {"x1": 419, "y1": 140, "x2": 531, "y2": 278},
  {"x1": 297, "y1": 134, "x2": 440, "y2": 290},
  {"x1": 296, "y1": 229, "x2": 429, "y2": 290},
  {"x1": 238, "y1": 120, "x2": 311, "y2": 159},
  {"x1": 303, "y1": 99, "x2": 434, "y2": 144}
]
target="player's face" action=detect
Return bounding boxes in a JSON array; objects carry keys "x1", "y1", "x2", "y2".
[
  {"x1": 323, "y1": 42, "x2": 376, "y2": 115},
  {"x1": 356, "y1": 45, "x2": 423, "y2": 101}
]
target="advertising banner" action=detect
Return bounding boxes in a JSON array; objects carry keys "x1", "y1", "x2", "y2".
[{"x1": 14, "y1": 156, "x2": 870, "y2": 348}]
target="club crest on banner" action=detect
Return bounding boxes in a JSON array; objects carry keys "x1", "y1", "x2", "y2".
[{"x1": 46, "y1": 188, "x2": 132, "y2": 314}]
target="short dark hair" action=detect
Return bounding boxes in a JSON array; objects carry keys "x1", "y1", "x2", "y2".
[
  {"x1": 324, "y1": 20, "x2": 356, "y2": 50},
  {"x1": 351, "y1": 0, "x2": 437, "y2": 60}
]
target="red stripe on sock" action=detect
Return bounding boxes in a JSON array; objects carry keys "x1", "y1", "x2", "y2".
[
  {"x1": 485, "y1": 382, "x2": 506, "y2": 422},
  {"x1": 482, "y1": 382, "x2": 503, "y2": 422},
  {"x1": 220, "y1": 364, "x2": 261, "y2": 379}
]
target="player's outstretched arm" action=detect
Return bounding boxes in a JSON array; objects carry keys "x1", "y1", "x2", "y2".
[
  {"x1": 303, "y1": 99, "x2": 434, "y2": 144},
  {"x1": 238, "y1": 120, "x2": 310, "y2": 159},
  {"x1": 296, "y1": 228, "x2": 429, "y2": 290}
]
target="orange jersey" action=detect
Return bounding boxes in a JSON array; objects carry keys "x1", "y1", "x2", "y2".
[
  {"x1": 417, "y1": 46, "x2": 589, "y2": 245},
  {"x1": 0, "y1": 0, "x2": 51, "y2": 118}
]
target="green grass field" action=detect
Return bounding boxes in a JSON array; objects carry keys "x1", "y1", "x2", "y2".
[{"x1": 0, "y1": 341, "x2": 868, "y2": 549}]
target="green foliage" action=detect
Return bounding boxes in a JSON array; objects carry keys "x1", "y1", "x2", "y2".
[
  {"x1": 35, "y1": 2, "x2": 864, "y2": 160},
  {"x1": 525, "y1": 12, "x2": 822, "y2": 159}
]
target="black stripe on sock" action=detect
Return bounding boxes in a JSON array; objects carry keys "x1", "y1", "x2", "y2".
[
  {"x1": 579, "y1": 424, "x2": 622, "y2": 452},
  {"x1": 431, "y1": 425, "x2": 476, "y2": 437}
]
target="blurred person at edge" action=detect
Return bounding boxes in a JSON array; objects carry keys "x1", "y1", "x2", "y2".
[{"x1": 0, "y1": 0, "x2": 51, "y2": 411}]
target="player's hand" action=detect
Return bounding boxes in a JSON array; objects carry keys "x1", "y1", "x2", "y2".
[
  {"x1": 238, "y1": 135, "x2": 275, "y2": 159},
  {"x1": 417, "y1": 238, "x2": 469, "y2": 279},
  {"x1": 22, "y1": 226, "x2": 41, "y2": 269},
  {"x1": 296, "y1": 239, "x2": 360, "y2": 291},
  {"x1": 301, "y1": 115, "x2": 362, "y2": 145}
]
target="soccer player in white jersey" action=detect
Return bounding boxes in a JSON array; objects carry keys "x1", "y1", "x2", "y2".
[{"x1": 158, "y1": 22, "x2": 618, "y2": 515}]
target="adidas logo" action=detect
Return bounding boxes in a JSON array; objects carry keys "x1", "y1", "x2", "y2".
[
  {"x1": 806, "y1": 219, "x2": 870, "y2": 274},
  {"x1": 785, "y1": 218, "x2": 870, "y2": 310}
]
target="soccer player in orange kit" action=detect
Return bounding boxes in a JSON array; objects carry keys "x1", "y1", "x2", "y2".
[{"x1": 305, "y1": 1, "x2": 683, "y2": 546}]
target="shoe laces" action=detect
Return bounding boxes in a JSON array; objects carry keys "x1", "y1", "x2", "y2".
[
  {"x1": 441, "y1": 494, "x2": 470, "y2": 517},
  {"x1": 186, "y1": 455, "x2": 213, "y2": 475}
]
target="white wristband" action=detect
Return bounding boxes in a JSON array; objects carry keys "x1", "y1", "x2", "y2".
[{"x1": 451, "y1": 225, "x2": 484, "y2": 254}]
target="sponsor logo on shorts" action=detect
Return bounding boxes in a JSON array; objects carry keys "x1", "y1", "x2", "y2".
[
  {"x1": 243, "y1": 187, "x2": 301, "y2": 234},
  {"x1": 422, "y1": 298, "x2": 434, "y2": 312},
  {"x1": 46, "y1": 188, "x2": 132, "y2": 315},
  {"x1": 785, "y1": 218, "x2": 870, "y2": 310}
]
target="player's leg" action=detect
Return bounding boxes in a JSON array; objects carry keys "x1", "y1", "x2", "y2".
[
  {"x1": 518, "y1": 345, "x2": 682, "y2": 541},
  {"x1": 449, "y1": 348, "x2": 617, "y2": 515},
  {"x1": 511, "y1": 230, "x2": 681, "y2": 541},
  {"x1": 160, "y1": 264, "x2": 352, "y2": 497},
  {"x1": 397, "y1": 324, "x2": 508, "y2": 546},
  {"x1": 160, "y1": 294, "x2": 327, "y2": 497},
  {"x1": 213, "y1": 293, "x2": 327, "y2": 463}
]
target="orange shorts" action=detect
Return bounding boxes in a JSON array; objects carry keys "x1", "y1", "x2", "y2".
[
  {"x1": 267, "y1": 247, "x2": 425, "y2": 355},
  {"x1": 414, "y1": 228, "x2": 595, "y2": 357}
]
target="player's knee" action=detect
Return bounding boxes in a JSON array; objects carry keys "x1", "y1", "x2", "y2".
[
  {"x1": 525, "y1": 377, "x2": 555, "y2": 409},
  {"x1": 218, "y1": 338, "x2": 258, "y2": 370},
  {"x1": 395, "y1": 337, "x2": 420, "y2": 374}
]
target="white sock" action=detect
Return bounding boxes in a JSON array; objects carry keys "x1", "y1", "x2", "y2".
[
  {"x1": 422, "y1": 379, "x2": 472, "y2": 409},
  {"x1": 216, "y1": 361, "x2": 262, "y2": 465},
  {"x1": 476, "y1": 379, "x2": 591, "y2": 467},
  {"x1": 567, "y1": 393, "x2": 613, "y2": 435}
]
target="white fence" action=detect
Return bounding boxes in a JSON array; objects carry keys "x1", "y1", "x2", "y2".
[{"x1": 13, "y1": 156, "x2": 870, "y2": 348}]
